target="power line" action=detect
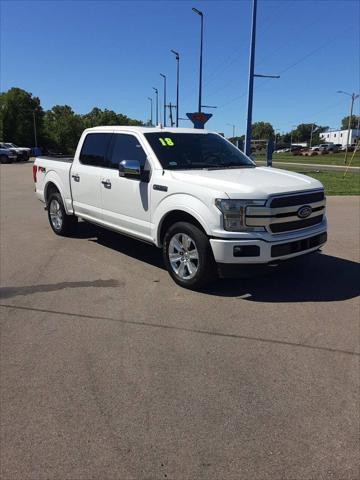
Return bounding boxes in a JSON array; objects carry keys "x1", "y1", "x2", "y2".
[
  {"x1": 217, "y1": 27, "x2": 350, "y2": 109},
  {"x1": 204, "y1": 10, "x2": 331, "y2": 102}
]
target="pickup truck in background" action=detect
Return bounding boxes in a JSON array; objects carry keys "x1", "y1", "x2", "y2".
[
  {"x1": 34, "y1": 126, "x2": 327, "y2": 289},
  {"x1": 3, "y1": 142, "x2": 31, "y2": 161},
  {"x1": 0, "y1": 144, "x2": 18, "y2": 163}
]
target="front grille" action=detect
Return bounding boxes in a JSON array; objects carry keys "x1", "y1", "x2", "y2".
[
  {"x1": 270, "y1": 215, "x2": 323, "y2": 233},
  {"x1": 246, "y1": 189, "x2": 326, "y2": 235},
  {"x1": 269, "y1": 191, "x2": 324, "y2": 208},
  {"x1": 271, "y1": 232, "x2": 327, "y2": 257}
]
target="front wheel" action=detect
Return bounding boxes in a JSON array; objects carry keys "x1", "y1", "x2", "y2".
[
  {"x1": 0, "y1": 155, "x2": 12, "y2": 164},
  {"x1": 163, "y1": 221, "x2": 217, "y2": 289},
  {"x1": 47, "y1": 192, "x2": 78, "y2": 236}
]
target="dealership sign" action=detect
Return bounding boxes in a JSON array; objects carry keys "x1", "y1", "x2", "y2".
[{"x1": 186, "y1": 112, "x2": 213, "y2": 129}]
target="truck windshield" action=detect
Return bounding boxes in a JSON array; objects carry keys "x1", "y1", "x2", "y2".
[{"x1": 144, "y1": 132, "x2": 255, "y2": 170}]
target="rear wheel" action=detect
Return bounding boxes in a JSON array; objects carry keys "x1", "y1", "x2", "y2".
[
  {"x1": 163, "y1": 221, "x2": 217, "y2": 289},
  {"x1": 47, "y1": 192, "x2": 77, "y2": 236}
]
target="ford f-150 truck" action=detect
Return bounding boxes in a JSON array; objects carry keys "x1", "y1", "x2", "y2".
[{"x1": 34, "y1": 126, "x2": 327, "y2": 288}]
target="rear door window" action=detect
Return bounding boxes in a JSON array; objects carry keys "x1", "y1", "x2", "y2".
[{"x1": 79, "y1": 133, "x2": 112, "y2": 167}]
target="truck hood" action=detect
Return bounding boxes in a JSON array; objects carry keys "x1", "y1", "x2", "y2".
[{"x1": 170, "y1": 166, "x2": 323, "y2": 199}]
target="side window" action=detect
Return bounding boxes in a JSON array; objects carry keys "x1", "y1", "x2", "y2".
[
  {"x1": 79, "y1": 133, "x2": 112, "y2": 167},
  {"x1": 108, "y1": 134, "x2": 147, "y2": 169}
]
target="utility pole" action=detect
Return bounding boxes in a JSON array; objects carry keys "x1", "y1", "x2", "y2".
[
  {"x1": 192, "y1": 7, "x2": 204, "y2": 113},
  {"x1": 309, "y1": 124, "x2": 319, "y2": 148},
  {"x1": 245, "y1": 0, "x2": 280, "y2": 156},
  {"x1": 171, "y1": 50, "x2": 180, "y2": 127},
  {"x1": 147, "y1": 97, "x2": 153, "y2": 126},
  {"x1": 337, "y1": 91, "x2": 359, "y2": 163},
  {"x1": 160, "y1": 74, "x2": 167, "y2": 127},
  {"x1": 152, "y1": 87, "x2": 159, "y2": 125},
  {"x1": 167, "y1": 102, "x2": 177, "y2": 127}
]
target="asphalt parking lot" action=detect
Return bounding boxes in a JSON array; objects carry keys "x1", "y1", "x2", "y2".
[{"x1": 1, "y1": 162, "x2": 359, "y2": 480}]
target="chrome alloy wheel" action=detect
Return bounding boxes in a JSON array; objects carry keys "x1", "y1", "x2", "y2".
[
  {"x1": 49, "y1": 199, "x2": 63, "y2": 231},
  {"x1": 168, "y1": 233, "x2": 199, "y2": 280}
]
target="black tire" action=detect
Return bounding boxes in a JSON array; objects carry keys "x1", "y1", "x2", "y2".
[
  {"x1": 47, "y1": 192, "x2": 78, "y2": 236},
  {"x1": 163, "y1": 221, "x2": 217, "y2": 289},
  {"x1": 0, "y1": 155, "x2": 12, "y2": 164}
]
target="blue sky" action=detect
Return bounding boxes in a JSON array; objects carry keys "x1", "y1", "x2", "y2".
[{"x1": 1, "y1": 0, "x2": 359, "y2": 136}]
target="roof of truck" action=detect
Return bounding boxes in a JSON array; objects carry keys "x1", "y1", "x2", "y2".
[{"x1": 84, "y1": 126, "x2": 211, "y2": 134}]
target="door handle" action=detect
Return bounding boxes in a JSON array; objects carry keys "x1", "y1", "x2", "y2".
[
  {"x1": 72, "y1": 174, "x2": 80, "y2": 182},
  {"x1": 101, "y1": 180, "x2": 112, "y2": 189}
]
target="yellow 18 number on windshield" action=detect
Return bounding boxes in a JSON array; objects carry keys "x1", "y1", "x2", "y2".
[{"x1": 159, "y1": 137, "x2": 174, "y2": 146}]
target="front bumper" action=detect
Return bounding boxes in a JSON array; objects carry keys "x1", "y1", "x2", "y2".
[{"x1": 210, "y1": 229, "x2": 327, "y2": 264}]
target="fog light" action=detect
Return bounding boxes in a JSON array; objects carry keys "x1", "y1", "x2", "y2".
[{"x1": 233, "y1": 245, "x2": 260, "y2": 257}]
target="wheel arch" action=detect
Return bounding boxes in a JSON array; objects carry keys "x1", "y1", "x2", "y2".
[
  {"x1": 44, "y1": 181, "x2": 60, "y2": 204},
  {"x1": 158, "y1": 209, "x2": 208, "y2": 247},
  {"x1": 44, "y1": 180, "x2": 71, "y2": 214}
]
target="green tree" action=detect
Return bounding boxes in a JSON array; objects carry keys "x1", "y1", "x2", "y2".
[
  {"x1": 0, "y1": 87, "x2": 43, "y2": 146},
  {"x1": 228, "y1": 135, "x2": 245, "y2": 146},
  {"x1": 83, "y1": 107, "x2": 143, "y2": 128},
  {"x1": 341, "y1": 115, "x2": 360, "y2": 130},
  {"x1": 0, "y1": 87, "x2": 144, "y2": 152},
  {"x1": 251, "y1": 121, "x2": 274, "y2": 140},
  {"x1": 287, "y1": 123, "x2": 328, "y2": 145},
  {"x1": 43, "y1": 105, "x2": 84, "y2": 154}
]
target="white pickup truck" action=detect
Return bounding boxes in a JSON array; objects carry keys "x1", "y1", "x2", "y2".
[{"x1": 34, "y1": 126, "x2": 327, "y2": 288}]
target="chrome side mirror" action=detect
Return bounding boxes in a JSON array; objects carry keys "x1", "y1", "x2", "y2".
[{"x1": 119, "y1": 159, "x2": 141, "y2": 178}]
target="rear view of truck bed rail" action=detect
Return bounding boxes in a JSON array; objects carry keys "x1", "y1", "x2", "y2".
[{"x1": 37, "y1": 155, "x2": 73, "y2": 163}]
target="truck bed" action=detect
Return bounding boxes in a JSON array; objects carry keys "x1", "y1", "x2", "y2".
[
  {"x1": 37, "y1": 155, "x2": 73, "y2": 163},
  {"x1": 34, "y1": 156, "x2": 74, "y2": 214}
]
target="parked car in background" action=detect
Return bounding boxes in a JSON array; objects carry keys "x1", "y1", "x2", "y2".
[
  {"x1": 0, "y1": 144, "x2": 17, "y2": 163},
  {"x1": 341, "y1": 144, "x2": 356, "y2": 152},
  {"x1": 275, "y1": 148, "x2": 290, "y2": 153},
  {"x1": 319, "y1": 143, "x2": 339, "y2": 153},
  {"x1": 3, "y1": 142, "x2": 31, "y2": 161}
]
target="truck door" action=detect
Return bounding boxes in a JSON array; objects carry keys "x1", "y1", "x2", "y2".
[
  {"x1": 71, "y1": 132, "x2": 112, "y2": 223},
  {"x1": 100, "y1": 133, "x2": 152, "y2": 242}
]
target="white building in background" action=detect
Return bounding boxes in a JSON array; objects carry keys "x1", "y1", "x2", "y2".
[{"x1": 319, "y1": 128, "x2": 360, "y2": 147}]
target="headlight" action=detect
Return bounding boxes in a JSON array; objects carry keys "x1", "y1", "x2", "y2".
[{"x1": 215, "y1": 199, "x2": 266, "y2": 231}]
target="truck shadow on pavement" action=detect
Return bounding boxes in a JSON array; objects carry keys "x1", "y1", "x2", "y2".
[
  {"x1": 204, "y1": 254, "x2": 360, "y2": 302},
  {"x1": 77, "y1": 222, "x2": 359, "y2": 303}
]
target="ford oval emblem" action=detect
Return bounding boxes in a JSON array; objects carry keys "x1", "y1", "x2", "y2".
[{"x1": 297, "y1": 205, "x2": 312, "y2": 219}]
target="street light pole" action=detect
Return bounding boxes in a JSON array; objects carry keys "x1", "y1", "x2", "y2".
[
  {"x1": 192, "y1": 7, "x2": 204, "y2": 113},
  {"x1": 147, "y1": 97, "x2": 153, "y2": 126},
  {"x1": 160, "y1": 74, "x2": 167, "y2": 127},
  {"x1": 152, "y1": 87, "x2": 159, "y2": 125},
  {"x1": 33, "y1": 111, "x2": 38, "y2": 147},
  {"x1": 245, "y1": 0, "x2": 257, "y2": 156},
  {"x1": 337, "y1": 90, "x2": 359, "y2": 163},
  {"x1": 274, "y1": 129, "x2": 280, "y2": 150},
  {"x1": 171, "y1": 50, "x2": 180, "y2": 127},
  {"x1": 244, "y1": 0, "x2": 280, "y2": 157},
  {"x1": 227, "y1": 123, "x2": 235, "y2": 138}
]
